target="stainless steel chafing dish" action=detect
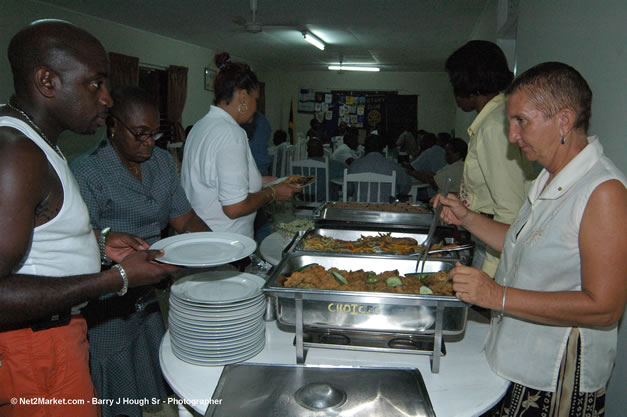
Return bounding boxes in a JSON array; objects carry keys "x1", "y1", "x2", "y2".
[
  {"x1": 263, "y1": 253, "x2": 468, "y2": 373},
  {"x1": 289, "y1": 225, "x2": 474, "y2": 264},
  {"x1": 206, "y1": 363, "x2": 435, "y2": 417},
  {"x1": 313, "y1": 201, "x2": 434, "y2": 227}
]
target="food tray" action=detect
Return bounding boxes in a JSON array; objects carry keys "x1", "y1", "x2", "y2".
[
  {"x1": 313, "y1": 202, "x2": 434, "y2": 227},
  {"x1": 263, "y1": 253, "x2": 467, "y2": 372},
  {"x1": 264, "y1": 253, "x2": 466, "y2": 335},
  {"x1": 291, "y1": 225, "x2": 473, "y2": 263}
]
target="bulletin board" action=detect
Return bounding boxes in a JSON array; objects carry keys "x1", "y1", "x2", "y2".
[{"x1": 297, "y1": 88, "x2": 417, "y2": 145}]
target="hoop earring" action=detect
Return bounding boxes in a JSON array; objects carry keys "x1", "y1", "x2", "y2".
[
  {"x1": 561, "y1": 136, "x2": 566, "y2": 145},
  {"x1": 238, "y1": 102, "x2": 248, "y2": 114}
]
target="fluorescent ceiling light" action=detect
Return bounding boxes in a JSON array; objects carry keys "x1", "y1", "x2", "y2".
[
  {"x1": 303, "y1": 32, "x2": 325, "y2": 50},
  {"x1": 328, "y1": 65, "x2": 380, "y2": 72}
]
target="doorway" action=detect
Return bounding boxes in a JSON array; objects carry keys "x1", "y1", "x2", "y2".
[{"x1": 139, "y1": 66, "x2": 173, "y2": 150}]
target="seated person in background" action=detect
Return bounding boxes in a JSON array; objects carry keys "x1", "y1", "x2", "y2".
[
  {"x1": 409, "y1": 137, "x2": 468, "y2": 201},
  {"x1": 409, "y1": 132, "x2": 447, "y2": 173},
  {"x1": 71, "y1": 85, "x2": 210, "y2": 417},
  {"x1": 303, "y1": 138, "x2": 345, "y2": 201},
  {"x1": 347, "y1": 134, "x2": 411, "y2": 202},
  {"x1": 331, "y1": 121, "x2": 348, "y2": 151},
  {"x1": 331, "y1": 127, "x2": 361, "y2": 166},
  {"x1": 269, "y1": 129, "x2": 289, "y2": 177},
  {"x1": 396, "y1": 124, "x2": 418, "y2": 163},
  {"x1": 436, "y1": 131, "x2": 452, "y2": 146},
  {"x1": 306, "y1": 117, "x2": 329, "y2": 144},
  {"x1": 415, "y1": 129, "x2": 427, "y2": 149}
]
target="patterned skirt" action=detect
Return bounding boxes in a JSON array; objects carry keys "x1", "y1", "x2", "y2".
[
  {"x1": 85, "y1": 287, "x2": 169, "y2": 417},
  {"x1": 483, "y1": 328, "x2": 606, "y2": 417}
]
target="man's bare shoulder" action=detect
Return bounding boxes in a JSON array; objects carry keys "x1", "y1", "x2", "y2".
[
  {"x1": 0, "y1": 126, "x2": 52, "y2": 199},
  {"x1": 0, "y1": 125, "x2": 50, "y2": 166}
]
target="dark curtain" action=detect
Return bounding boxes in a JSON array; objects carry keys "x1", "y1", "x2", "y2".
[
  {"x1": 108, "y1": 52, "x2": 139, "y2": 90},
  {"x1": 384, "y1": 95, "x2": 418, "y2": 147},
  {"x1": 167, "y1": 65, "x2": 188, "y2": 143}
]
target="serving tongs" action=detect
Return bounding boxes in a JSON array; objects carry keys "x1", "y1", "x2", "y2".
[
  {"x1": 417, "y1": 177, "x2": 451, "y2": 272},
  {"x1": 405, "y1": 241, "x2": 474, "y2": 256}
]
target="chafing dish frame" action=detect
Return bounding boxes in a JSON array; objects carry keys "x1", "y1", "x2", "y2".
[{"x1": 263, "y1": 253, "x2": 468, "y2": 373}]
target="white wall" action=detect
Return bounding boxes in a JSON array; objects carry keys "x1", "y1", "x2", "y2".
[
  {"x1": 516, "y1": 0, "x2": 626, "y2": 171},
  {"x1": 517, "y1": 2, "x2": 627, "y2": 415},
  {"x1": 262, "y1": 70, "x2": 457, "y2": 139},
  {"x1": 1, "y1": 0, "x2": 217, "y2": 159},
  {"x1": 451, "y1": 0, "x2": 501, "y2": 140}
]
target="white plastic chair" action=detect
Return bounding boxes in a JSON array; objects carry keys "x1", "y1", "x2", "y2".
[
  {"x1": 270, "y1": 149, "x2": 280, "y2": 177},
  {"x1": 270, "y1": 143, "x2": 290, "y2": 178},
  {"x1": 282, "y1": 145, "x2": 296, "y2": 178},
  {"x1": 290, "y1": 157, "x2": 329, "y2": 207},
  {"x1": 294, "y1": 139, "x2": 308, "y2": 161},
  {"x1": 342, "y1": 168, "x2": 397, "y2": 203}
]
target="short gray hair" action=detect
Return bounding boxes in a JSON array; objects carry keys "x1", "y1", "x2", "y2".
[{"x1": 505, "y1": 62, "x2": 592, "y2": 132}]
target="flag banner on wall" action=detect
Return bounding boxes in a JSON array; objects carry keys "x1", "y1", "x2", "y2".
[{"x1": 288, "y1": 99, "x2": 295, "y2": 144}]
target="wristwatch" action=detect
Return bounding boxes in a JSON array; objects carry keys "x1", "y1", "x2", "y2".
[{"x1": 98, "y1": 227, "x2": 112, "y2": 266}]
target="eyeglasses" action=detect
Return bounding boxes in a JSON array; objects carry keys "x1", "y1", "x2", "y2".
[{"x1": 111, "y1": 114, "x2": 163, "y2": 143}]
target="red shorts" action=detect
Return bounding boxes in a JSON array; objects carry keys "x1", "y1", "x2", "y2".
[{"x1": 0, "y1": 316, "x2": 100, "y2": 417}]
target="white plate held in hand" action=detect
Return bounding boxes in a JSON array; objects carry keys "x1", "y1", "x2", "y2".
[{"x1": 150, "y1": 232, "x2": 256, "y2": 267}]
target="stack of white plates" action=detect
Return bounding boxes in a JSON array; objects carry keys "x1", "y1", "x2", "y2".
[{"x1": 168, "y1": 270, "x2": 267, "y2": 366}]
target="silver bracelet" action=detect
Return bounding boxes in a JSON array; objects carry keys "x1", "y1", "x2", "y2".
[
  {"x1": 112, "y1": 264, "x2": 128, "y2": 296},
  {"x1": 497, "y1": 286, "x2": 508, "y2": 322}
]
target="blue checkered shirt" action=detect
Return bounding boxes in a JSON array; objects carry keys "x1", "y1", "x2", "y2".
[{"x1": 71, "y1": 141, "x2": 191, "y2": 244}]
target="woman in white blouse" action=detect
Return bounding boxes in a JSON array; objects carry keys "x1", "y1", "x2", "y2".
[
  {"x1": 436, "y1": 62, "x2": 625, "y2": 417},
  {"x1": 181, "y1": 52, "x2": 299, "y2": 238}
]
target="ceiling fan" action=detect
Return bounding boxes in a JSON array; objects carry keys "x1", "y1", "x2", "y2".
[{"x1": 232, "y1": 0, "x2": 294, "y2": 34}]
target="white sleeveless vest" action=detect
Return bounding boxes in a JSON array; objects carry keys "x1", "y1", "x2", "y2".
[
  {"x1": 484, "y1": 136, "x2": 625, "y2": 392},
  {"x1": 0, "y1": 116, "x2": 100, "y2": 278}
]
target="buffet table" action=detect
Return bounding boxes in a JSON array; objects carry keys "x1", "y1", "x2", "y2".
[{"x1": 160, "y1": 308, "x2": 509, "y2": 417}]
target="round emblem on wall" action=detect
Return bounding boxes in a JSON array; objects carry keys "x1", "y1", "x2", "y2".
[{"x1": 367, "y1": 110, "x2": 381, "y2": 127}]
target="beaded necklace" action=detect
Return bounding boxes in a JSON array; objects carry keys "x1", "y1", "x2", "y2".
[{"x1": 6, "y1": 101, "x2": 65, "y2": 159}]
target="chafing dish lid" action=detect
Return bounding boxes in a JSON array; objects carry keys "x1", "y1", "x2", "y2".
[{"x1": 205, "y1": 363, "x2": 435, "y2": 417}]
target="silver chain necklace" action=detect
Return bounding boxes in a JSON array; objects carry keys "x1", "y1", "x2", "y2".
[{"x1": 6, "y1": 101, "x2": 65, "y2": 159}]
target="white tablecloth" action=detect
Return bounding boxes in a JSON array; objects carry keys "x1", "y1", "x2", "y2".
[{"x1": 160, "y1": 309, "x2": 509, "y2": 416}]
